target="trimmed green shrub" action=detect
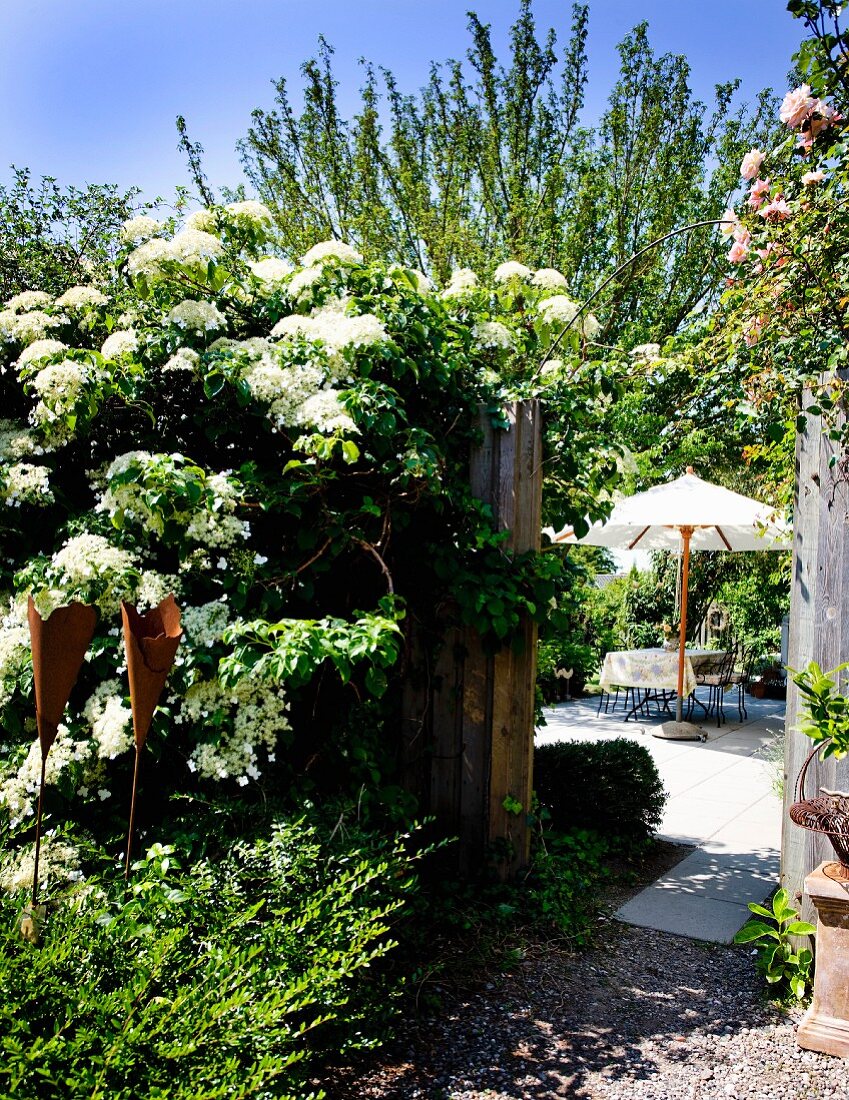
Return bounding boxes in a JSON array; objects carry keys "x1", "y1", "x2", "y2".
[
  {"x1": 0, "y1": 812, "x2": 422, "y2": 1100},
  {"x1": 534, "y1": 738, "x2": 667, "y2": 849}
]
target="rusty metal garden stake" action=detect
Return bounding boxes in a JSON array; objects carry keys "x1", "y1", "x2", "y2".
[
  {"x1": 27, "y1": 598, "x2": 98, "y2": 906},
  {"x1": 121, "y1": 595, "x2": 182, "y2": 877}
]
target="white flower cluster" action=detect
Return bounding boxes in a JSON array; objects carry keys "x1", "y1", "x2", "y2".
[
  {"x1": 224, "y1": 200, "x2": 273, "y2": 226},
  {"x1": 0, "y1": 838, "x2": 82, "y2": 894},
  {"x1": 37, "y1": 532, "x2": 138, "y2": 617},
  {"x1": 184, "y1": 472, "x2": 250, "y2": 549},
  {"x1": 127, "y1": 229, "x2": 224, "y2": 278},
  {"x1": 442, "y1": 268, "x2": 478, "y2": 298},
  {"x1": 287, "y1": 265, "x2": 324, "y2": 301},
  {"x1": 493, "y1": 261, "x2": 532, "y2": 283},
  {"x1": 249, "y1": 257, "x2": 293, "y2": 287},
  {"x1": 5, "y1": 290, "x2": 53, "y2": 313},
  {"x1": 0, "y1": 419, "x2": 41, "y2": 460},
  {"x1": 163, "y1": 347, "x2": 201, "y2": 373},
  {"x1": 271, "y1": 302, "x2": 387, "y2": 360},
  {"x1": 120, "y1": 215, "x2": 162, "y2": 244},
  {"x1": 182, "y1": 599, "x2": 230, "y2": 648},
  {"x1": 0, "y1": 602, "x2": 29, "y2": 709},
  {"x1": 29, "y1": 359, "x2": 90, "y2": 435},
  {"x1": 55, "y1": 286, "x2": 108, "y2": 311},
  {"x1": 0, "y1": 462, "x2": 52, "y2": 507},
  {"x1": 531, "y1": 268, "x2": 569, "y2": 289},
  {"x1": 101, "y1": 330, "x2": 138, "y2": 359},
  {"x1": 0, "y1": 723, "x2": 89, "y2": 824},
  {"x1": 84, "y1": 681, "x2": 133, "y2": 760},
  {"x1": 630, "y1": 343, "x2": 662, "y2": 362},
  {"x1": 184, "y1": 208, "x2": 217, "y2": 232},
  {"x1": 0, "y1": 309, "x2": 66, "y2": 346},
  {"x1": 136, "y1": 569, "x2": 182, "y2": 611},
  {"x1": 98, "y1": 452, "x2": 249, "y2": 550},
  {"x1": 300, "y1": 240, "x2": 363, "y2": 266},
  {"x1": 167, "y1": 299, "x2": 227, "y2": 333},
  {"x1": 180, "y1": 673, "x2": 289, "y2": 783},
  {"x1": 472, "y1": 320, "x2": 516, "y2": 351},
  {"x1": 537, "y1": 294, "x2": 580, "y2": 327},
  {"x1": 17, "y1": 338, "x2": 68, "y2": 367}
]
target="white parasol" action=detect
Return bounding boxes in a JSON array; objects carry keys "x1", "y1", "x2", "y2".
[{"x1": 546, "y1": 468, "x2": 791, "y2": 737}]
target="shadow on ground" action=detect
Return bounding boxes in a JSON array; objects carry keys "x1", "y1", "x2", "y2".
[{"x1": 325, "y1": 922, "x2": 776, "y2": 1099}]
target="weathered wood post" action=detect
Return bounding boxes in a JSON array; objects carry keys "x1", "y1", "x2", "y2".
[
  {"x1": 400, "y1": 400, "x2": 543, "y2": 878},
  {"x1": 782, "y1": 375, "x2": 849, "y2": 917}
]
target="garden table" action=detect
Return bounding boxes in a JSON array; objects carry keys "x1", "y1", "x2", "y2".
[{"x1": 599, "y1": 648, "x2": 727, "y2": 720}]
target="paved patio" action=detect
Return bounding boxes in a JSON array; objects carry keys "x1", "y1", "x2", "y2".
[{"x1": 536, "y1": 690, "x2": 785, "y2": 943}]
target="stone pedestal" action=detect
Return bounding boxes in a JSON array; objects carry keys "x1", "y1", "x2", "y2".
[{"x1": 797, "y1": 862, "x2": 849, "y2": 1058}]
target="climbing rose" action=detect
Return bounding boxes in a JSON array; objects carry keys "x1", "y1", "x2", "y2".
[
  {"x1": 719, "y1": 209, "x2": 738, "y2": 236},
  {"x1": 728, "y1": 240, "x2": 749, "y2": 264},
  {"x1": 779, "y1": 85, "x2": 814, "y2": 129},
  {"x1": 740, "y1": 149, "x2": 765, "y2": 180},
  {"x1": 802, "y1": 170, "x2": 825, "y2": 186},
  {"x1": 747, "y1": 179, "x2": 771, "y2": 209},
  {"x1": 759, "y1": 198, "x2": 791, "y2": 222}
]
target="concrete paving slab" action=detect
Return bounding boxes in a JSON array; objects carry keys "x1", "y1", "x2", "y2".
[{"x1": 536, "y1": 693, "x2": 785, "y2": 943}]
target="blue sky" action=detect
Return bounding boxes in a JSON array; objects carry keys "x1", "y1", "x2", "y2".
[{"x1": 1, "y1": 1, "x2": 802, "y2": 202}]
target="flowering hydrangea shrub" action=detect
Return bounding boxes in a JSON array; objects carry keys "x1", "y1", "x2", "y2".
[{"x1": 0, "y1": 200, "x2": 617, "y2": 844}]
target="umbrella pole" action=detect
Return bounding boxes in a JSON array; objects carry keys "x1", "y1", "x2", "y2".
[{"x1": 676, "y1": 526, "x2": 694, "y2": 723}]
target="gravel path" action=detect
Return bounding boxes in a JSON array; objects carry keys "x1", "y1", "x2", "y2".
[{"x1": 329, "y1": 921, "x2": 845, "y2": 1100}]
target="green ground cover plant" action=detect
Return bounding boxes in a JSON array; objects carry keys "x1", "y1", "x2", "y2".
[{"x1": 0, "y1": 809, "x2": 423, "y2": 1100}]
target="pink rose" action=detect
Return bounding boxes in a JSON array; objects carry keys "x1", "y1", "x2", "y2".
[
  {"x1": 802, "y1": 170, "x2": 825, "y2": 186},
  {"x1": 759, "y1": 197, "x2": 791, "y2": 221},
  {"x1": 740, "y1": 148, "x2": 765, "y2": 180},
  {"x1": 780, "y1": 85, "x2": 814, "y2": 129},
  {"x1": 797, "y1": 131, "x2": 814, "y2": 154},
  {"x1": 728, "y1": 240, "x2": 749, "y2": 264},
  {"x1": 747, "y1": 178, "x2": 771, "y2": 209},
  {"x1": 732, "y1": 227, "x2": 751, "y2": 247},
  {"x1": 719, "y1": 208, "x2": 738, "y2": 235}
]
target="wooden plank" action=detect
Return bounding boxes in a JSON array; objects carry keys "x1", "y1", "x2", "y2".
[
  {"x1": 428, "y1": 626, "x2": 465, "y2": 832},
  {"x1": 783, "y1": 376, "x2": 849, "y2": 918},
  {"x1": 485, "y1": 400, "x2": 543, "y2": 875},
  {"x1": 459, "y1": 630, "x2": 492, "y2": 874}
]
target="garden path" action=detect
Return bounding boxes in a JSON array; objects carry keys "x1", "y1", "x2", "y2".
[{"x1": 536, "y1": 692, "x2": 785, "y2": 943}]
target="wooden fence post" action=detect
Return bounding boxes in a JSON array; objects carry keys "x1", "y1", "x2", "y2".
[
  {"x1": 400, "y1": 400, "x2": 543, "y2": 878},
  {"x1": 782, "y1": 375, "x2": 849, "y2": 917}
]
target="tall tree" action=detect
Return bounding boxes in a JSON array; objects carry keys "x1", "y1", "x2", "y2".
[
  {"x1": 232, "y1": 2, "x2": 779, "y2": 342},
  {"x1": 0, "y1": 168, "x2": 142, "y2": 299}
]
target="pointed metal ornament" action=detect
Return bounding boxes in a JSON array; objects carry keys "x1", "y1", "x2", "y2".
[
  {"x1": 121, "y1": 595, "x2": 182, "y2": 877},
  {"x1": 27, "y1": 597, "x2": 98, "y2": 907}
]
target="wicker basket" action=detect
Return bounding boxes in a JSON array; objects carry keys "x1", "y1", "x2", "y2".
[{"x1": 789, "y1": 738, "x2": 849, "y2": 868}]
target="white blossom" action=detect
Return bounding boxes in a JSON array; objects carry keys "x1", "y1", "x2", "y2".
[
  {"x1": 2, "y1": 310, "x2": 66, "y2": 345},
  {"x1": 101, "y1": 330, "x2": 138, "y2": 359},
  {"x1": 532, "y1": 268, "x2": 569, "y2": 289},
  {"x1": 120, "y1": 215, "x2": 162, "y2": 244},
  {"x1": 249, "y1": 257, "x2": 293, "y2": 286},
  {"x1": 1, "y1": 463, "x2": 52, "y2": 507},
  {"x1": 84, "y1": 681, "x2": 133, "y2": 760},
  {"x1": 55, "y1": 286, "x2": 108, "y2": 311},
  {"x1": 184, "y1": 208, "x2": 217, "y2": 232},
  {"x1": 0, "y1": 838, "x2": 82, "y2": 894},
  {"x1": 4, "y1": 290, "x2": 52, "y2": 313},
  {"x1": 442, "y1": 268, "x2": 478, "y2": 297},
  {"x1": 287, "y1": 266, "x2": 324, "y2": 300},
  {"x1": 163, "y1": 347, "x2": 201, "y2": 373},
  {"x1": 537, "y1": 294, "x2": 580, "y2": 328},
  {"x1": 299, "y1": 240, "x2": 363, "y2": 266},
  {"x1": 182, "y1": 599, "x2": 230, "y2": 648},
  {"x1": 183, "y1": 674, "x2": 289, "y2": 782},
  {"x1": 167, "y1": 299, "x2": 227, "y2": 333},
  {"x1": 473, "y1": 320, "x2": 516, "y2": 351},
  {"x1": 0, "y1": 419, "x2": 41, "y2": 460},
  {"x1": 493, "y1": 261, "x2": 532, "y2": 283},
  {"x1": 17, "y1": 339, "x2": 68, "y2": 367},
  {"x1": 225, "y1": 200, "x2": 273, "y2": 226}
]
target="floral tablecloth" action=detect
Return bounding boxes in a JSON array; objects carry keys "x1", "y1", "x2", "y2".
[{"x1": 599, "y1": 648, "x2": 726, "y2": 696}]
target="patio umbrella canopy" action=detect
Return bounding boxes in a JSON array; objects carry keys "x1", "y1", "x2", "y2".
[{"x1": 547, "y1": 468, "x2": 791, "y2": 737}]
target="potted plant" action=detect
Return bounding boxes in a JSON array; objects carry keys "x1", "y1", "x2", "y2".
[{"x1": 788, "y1": 661, "x2": 849, "y2": 870}]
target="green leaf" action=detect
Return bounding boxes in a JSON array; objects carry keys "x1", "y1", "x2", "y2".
[
  {"x1": 784, "y1": 921, "x2": 817, "y2": 936},
  {"x1": 734, "y1": 921, "x2": 779, "y2": 944}
]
